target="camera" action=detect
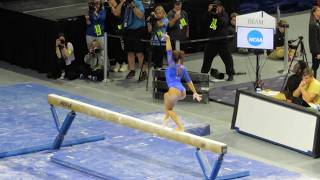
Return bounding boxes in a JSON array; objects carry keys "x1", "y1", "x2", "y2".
[
  {"x1": 147, "y1": 13, "x2": 157, "y2": 25},
  {"x1": 126, "y1": 0, "x2": 133, "y2": 4},
  {"x1": 91, "y1": 47, "x2": 101, "y2": 54},
  {"x1": 58, "y1": 44, "x2": 65, "y2": 49},
  {"x1": 210, "y1": 4, "x2": 217, "y2": 13},
  {"x1": 210, "y1": 68, "x2": 224, "y2": 79},
  {"x1": 88, "y1": 1, "x2": 96, "y2": 16}
]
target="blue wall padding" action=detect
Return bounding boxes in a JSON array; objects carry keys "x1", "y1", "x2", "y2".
[{"x1": 239, "y1": 0, "x2": 313, "y2": 14}]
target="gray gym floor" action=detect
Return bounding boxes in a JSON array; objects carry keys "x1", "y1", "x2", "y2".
[{"x1": 0, "y1": 2, "x2": 320, "y2": 178}]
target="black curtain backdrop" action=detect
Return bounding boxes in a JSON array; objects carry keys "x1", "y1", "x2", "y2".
[
  {"x1": 0, "y1": 1, "x2": 240, "y2": 73},
  {"x1": 0, "y1": 8, "x2": 57, "y2": 73},
  {"x1": 0, "y1": 8, "x2": 89, "y2": 75}
]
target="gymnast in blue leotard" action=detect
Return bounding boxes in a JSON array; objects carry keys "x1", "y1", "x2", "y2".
[{"x1": 163, "y1": 35, "x2": 202, "y2": 131}]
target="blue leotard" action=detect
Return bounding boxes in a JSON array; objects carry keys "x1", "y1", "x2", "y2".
[{"x1": 165, "y1": 50, "x2": 191, "y2": 92}]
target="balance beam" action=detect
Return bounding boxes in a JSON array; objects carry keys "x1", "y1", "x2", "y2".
[{"x1": 48, "y1": 94, "x2": 227, "y2": 154}]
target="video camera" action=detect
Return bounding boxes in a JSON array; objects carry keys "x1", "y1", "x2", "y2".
[
  {"x1": 91, "y1": 47, "x2": 101, "y2": 54},
  {"x1": 147, "y1": 12, "x2": 157, "y2": 25},
  {"x1": 88, "y1": 1, "x2": 96, "y2": 16},
  {"x1": 125, "y1": 0, "x2": 134, "y2": 6}
]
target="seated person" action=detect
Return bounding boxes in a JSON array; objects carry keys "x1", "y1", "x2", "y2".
[
  {"x1": 293, "y1": 68, "x2": 320, "y2": 106},
  {"x1": 79, "y1": 40, "x2": 105, "y2": 81},
  {"x1": 268, "y1": 20, "x2": 295, "y2": 60},
  {"x1": 282, "y1": 60, "x2": 307, "y2": 102}
]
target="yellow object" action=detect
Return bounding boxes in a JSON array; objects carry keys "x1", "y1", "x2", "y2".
[
  {"x1": 94, "y1": 24, "x2": 102, "y2": 36},
  {"x1": 272, "y1": 92, "x2": 287, "y2": 101},
  {"x1": 210, "y1": 18, "x2": 217, "y2": 30}
]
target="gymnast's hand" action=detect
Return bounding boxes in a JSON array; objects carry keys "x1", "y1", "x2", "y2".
[{"x1": 193, "y1": 93, "x2": 202, "y2": 102}]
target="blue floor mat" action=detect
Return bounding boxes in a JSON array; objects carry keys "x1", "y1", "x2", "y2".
[
  {"x1": 0, "y1": 83, "x2": 209, "y2": 158},
  {"x1": 209, "y1": 76, "x2": 285, "y2": 106},
  {"x1": 0, "y1": 152, "x2": 101, "y2": 180},
  {"x1": 51, "y1": 135, "x2": 304, "y2": 180},
  {"x1": 0, "y1": 83, "x2": 136, "y2": 158}
]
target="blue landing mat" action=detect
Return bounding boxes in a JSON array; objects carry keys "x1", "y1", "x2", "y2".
[
  {"x1": 209, "y1": 76, "x2": 285, "y2": 106},
  {"x1": 0, "y1": 152, "x2": 101, "y2": 180},
  {"x1": 0, "y1": 83, "x2": 136, "y2": 158},
  {"x1": 51, "y1": 135, "x2": 305, "y2": 180},
  {"x1": 0, "y1": 83, "x2": 209, "y2": 158}
]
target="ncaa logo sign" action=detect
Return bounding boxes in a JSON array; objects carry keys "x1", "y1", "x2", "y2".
[{"x1": 247, "y1": 30, "x2": 263, "y2": 46}]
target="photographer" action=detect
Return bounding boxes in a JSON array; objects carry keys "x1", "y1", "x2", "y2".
[
  {"x1": 147, "y1": 5, "x2": 169, "y2": 69},
  {"x1": 105, "y1": 0, "x2": 128, "y2": 73},
  {"x1": 55, "y1": 33, "x2": 77, "y2": 80},
  {"x1": 85, "y1": 0, "x2": 106, "y2": 54},
  {"x1": 80, "y1": 40, "x2": 105, "y2": 81},
  {"x1": 309, "y1": 6, "x2": 320, "y2": 78},
  {"x1": 167, "y1": 0, "x2": 189, "y2": 51},
  {"x1": 200, "y1": 0, "x2": 235, "y2": 81},
  {"x1": 268, "y1": 20, "x2": 295, "y2": 60},
  {"x1": 114, "y1": 0, "x2": 148, "y2": 80}
]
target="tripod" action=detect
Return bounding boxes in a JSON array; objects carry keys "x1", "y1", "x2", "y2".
[
  {"x1": 253, "y1": 49, "x2": 265, "y2": 91},
  {"x1": 280, "y1": 36, "x2": 308, "y2": 91},
  {"x1": 138, "y1": 23, "x2": 163, "y2": 91}
]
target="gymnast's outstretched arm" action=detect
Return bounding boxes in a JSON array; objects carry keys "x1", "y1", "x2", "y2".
[{"x1": 166, "y1": 35, "x2": 175, "y2": 67}]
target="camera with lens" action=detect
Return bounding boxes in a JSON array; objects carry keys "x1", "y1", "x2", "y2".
[
  {"x1": 210, "y1": 68, "x2": 224, "y2": 80},
  {"x1": 209, "y1": 4, "x2": 218, "y2": 16},
  {"x1": 147, "y1": 12, "x2": 157, "y2": 26},
  {"x1": 91, "y1": 47, "x2": 101, "y2": 55},
  {"x1": 58, "y1": 39, "x2": 65, "y2": 49},
  {"x1": 88, "y1": 1, "x2": 96, "y2": 16}
]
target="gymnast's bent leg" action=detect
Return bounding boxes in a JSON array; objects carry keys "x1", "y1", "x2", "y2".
[{"x1": 163, "y1": 88, "x2": 186, "y2": 131}]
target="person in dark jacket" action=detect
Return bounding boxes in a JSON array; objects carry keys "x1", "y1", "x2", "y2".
[
  {"x1": 309, "y1": 6, "x2": 320, "y2": 78},
  {"x1": 200, "y1": 0, "x2": 235, "y2": 81},
  {"x1": 283, "y1": 60, "x2": 307, "y2": 102}
]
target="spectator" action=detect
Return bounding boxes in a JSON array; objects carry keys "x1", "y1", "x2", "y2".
[
  {"x1": 268, "y1": 20, "x2": 295, "y2": 60},
  {"x1": 80, "y1": 40, "x2": 105, "y2": 81},
  {"x1": 147, "y1": 5, "x2": 168, "y2": 69},
  {"x1": 106, "y1": 0, "x2": 128, "y2": 73},
  {"x1": 309, "y1": 6, "x2": 320, "y2": 78},
  {"x1": 55, "y1": 33, "x2": 77, "y2": 80},
  {"x1": 114, "y1": 0, "x2": 148, "y2": 80},
  {"x1": 167, "y1": 0, "x2": 189, "y2": 52},
  {"x1": 293, "y1": 68, "x2": 320, "y2": 106},
  {"x1": 85, "y1": 0, "x2": 106, "y2": 56},
  {"x1": 200, "y1": 0, "x2": 235, "y2": 81},
  {"x1": 282, "y1": 60, "x2": 307, "y2": 102}
]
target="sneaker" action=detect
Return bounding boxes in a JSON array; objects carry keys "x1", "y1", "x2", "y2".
[
  {"x1": 139, "y1": 71, "x2": 148, "y2": 81},
  {"x1": 126, "y1": 70, "x2": 135, "y2": 79},
  {"x1": 112, "y1": 63, "x2": 120, "y2": 72},
  {"x1": 119, "y1": 64, "x2": 128, "y2": 72},
  {"x1": 91, "y1": 76, "x2": 98, "y2": 81},
  {"x1": 59, "y1": 72, "x2": 65, "y2": 79},
  {"x1": 227, "y1": 75, "x2": 234, "y2": 81},
  {"x1": 79, "y1": 73, "x2": 85, "y2": 79}
]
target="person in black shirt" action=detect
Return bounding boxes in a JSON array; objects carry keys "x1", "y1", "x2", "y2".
[
  {"x1": 283, "y1": 60, "x2": 307, "y2": 102},
  {"x1": 200, "y1": 0, "x2": 235, "y2": 81},
  {"x1": 309, "y1": 6, "x2": 320, "y2": 78}
]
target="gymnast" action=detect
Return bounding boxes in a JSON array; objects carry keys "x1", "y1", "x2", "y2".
[{"x1": 163, "y1": 35, "x2": 202, "y2": 131}]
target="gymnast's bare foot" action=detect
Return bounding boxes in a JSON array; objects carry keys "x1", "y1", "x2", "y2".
[{"x1": 175, "y1": 127, "x2": 184, "y2": 132}]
